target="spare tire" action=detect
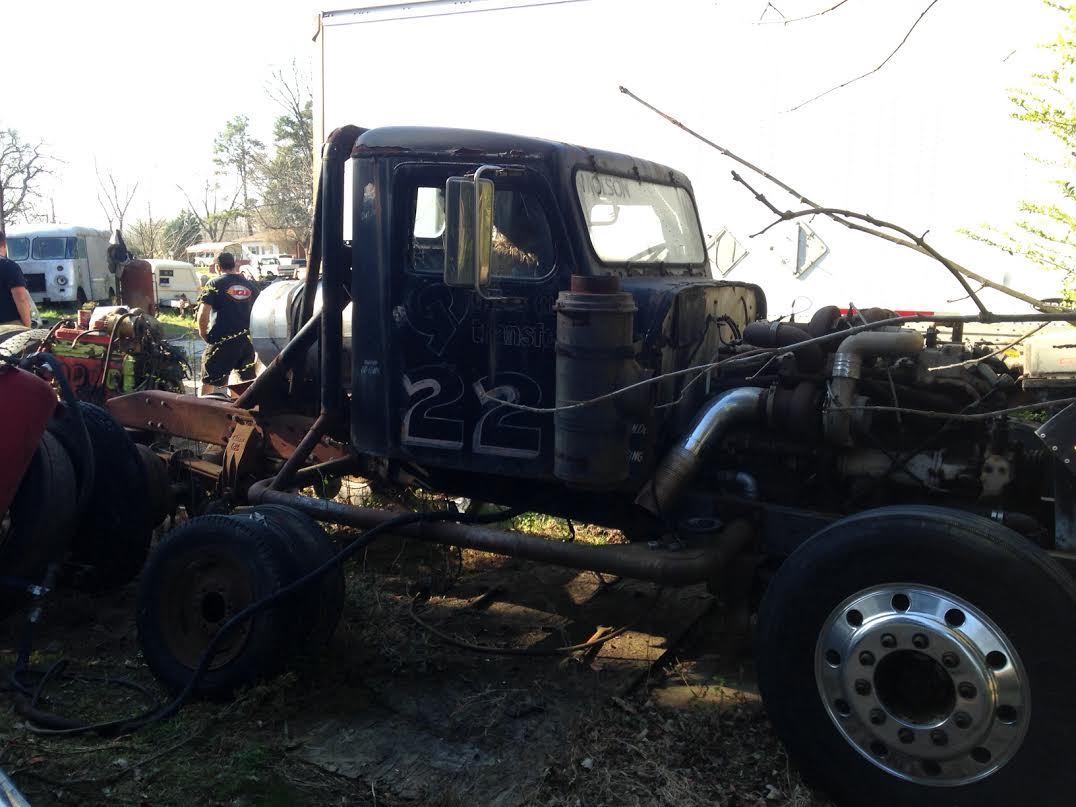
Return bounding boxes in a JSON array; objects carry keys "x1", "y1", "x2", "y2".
[
  {"x1": 246, "y1": 505, "x2": 345, "y2": 652},
  {"x1": 65, "y1": 402, "x2": 151, "y2": 591},
  {"x1": 136, "y1": 514, "x2": 294, "y2": 698},
  {"x1": 0, "y1": 328, "x2": 50, "y2": 358},
  {"x1": 0, "y1": 432, "x2": 77, "y2": 617}
]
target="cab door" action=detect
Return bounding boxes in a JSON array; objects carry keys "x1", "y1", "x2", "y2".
[{"x1": 388, "y1": 164, "x2": 572, "y2": 479}]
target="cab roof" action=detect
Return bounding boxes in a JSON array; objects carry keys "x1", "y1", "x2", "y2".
[{"x1": 351, "y1": 126, "x2": 695, "y2": 188}]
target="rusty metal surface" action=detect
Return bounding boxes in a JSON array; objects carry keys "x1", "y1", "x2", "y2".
[
  {"x1": 221, "y1": 422, "x2": 262, "y2": 493},
  {"x1": 249, "y1": 475, "x2": 754, "y2": 585},
  {"x1": 107, "y1": 391, "x2": 348, "y2": 465}
]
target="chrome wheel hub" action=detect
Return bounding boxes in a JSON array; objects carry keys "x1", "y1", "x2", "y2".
[{"x1": 816, "y1": 585, "x2": 1029, "y2": 786}]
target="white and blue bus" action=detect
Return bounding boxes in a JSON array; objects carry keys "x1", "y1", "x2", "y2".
[{"x1": 4, "y1": 225, "x2": 113, "y2": 306}]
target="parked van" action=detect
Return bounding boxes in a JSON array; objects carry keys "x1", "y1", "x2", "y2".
[
  {"x1": 148, "y1": 260, "x2": 203, "y2": 313},
  {"x1": 4, "y1": 225, "x2": 112, "y2": 305}
]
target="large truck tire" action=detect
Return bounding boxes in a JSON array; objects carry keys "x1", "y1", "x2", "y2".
[
  {"x1": 0, "y1": 432, "x2": 77, "y2": 618},
  {"x1": 246, "y1": 505, "x2": 345, "y2": 652},
  {"x1": 0, "y1": 328, "x2": 49, "y2": 358},
  {"x1": 756, "y1": 505, "x2": 1076, "y2": 807},
  {"x1": 136, "y1": 515, "x2": 294, "y2": 699},
  {"x1": 65, "y1": 403, "x2": 152, "y2": 591}
]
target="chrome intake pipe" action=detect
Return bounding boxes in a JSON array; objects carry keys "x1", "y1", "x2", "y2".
[{"x1": 636, "y1": 387, "x2": 766, "y2": 515}]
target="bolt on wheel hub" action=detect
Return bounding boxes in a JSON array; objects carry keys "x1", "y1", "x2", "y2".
[{"x1": 816, "y1": 585, "x2": 1029, "y2": 786}]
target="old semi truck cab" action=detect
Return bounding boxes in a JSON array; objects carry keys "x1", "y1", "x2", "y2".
[{"x1": 340, "y1": 128, "x2": 764, "y2": 517}]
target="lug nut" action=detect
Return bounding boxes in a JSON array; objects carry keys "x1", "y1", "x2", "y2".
[
  {"x1": 881, "y1": 633, "x2": 897, "y2": 649},
  {"x1": 942, "y1": 652, "x2": 959, "y2": 669},
  {"x1": 859, "y1": 651, "x2": 876, "y2": 666},
  {"x1": 930, "y1": 729, "x2": 949, "y2": 747},
  {"x1": 898, "y1": 728, "x2": 915, "y2": 744},
  {"x1": 958, "y1": 682, "x2": 978, "y2": 700},
  {"x1": 912, "y1": 633, "x2": 930, "y2": 649},
  {"x1": 854, "y1": 679, "x2": 872, "y2": 696},
  {"x1": 953, "y1": 712, "x2": 972, "y2": 730},
  {"x1": 869, "y1": 708, "x2": 886, "y2": 725}
]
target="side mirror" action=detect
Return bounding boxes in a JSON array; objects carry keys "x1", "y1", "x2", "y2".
[{"x1": 444, "y1": 174, "x2": 494, "y2": 291}]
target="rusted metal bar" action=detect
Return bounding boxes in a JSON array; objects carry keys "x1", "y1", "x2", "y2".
[
  {"x1": 247, "y1": 477, "x2": 755, "y2": 585},
  {"x1": 268, "y1": 413, "x2": 331, "y2": 491},
  {"x1": 107, "y1": 391, "x2": 349, "y2": 463},
  {"x1": 235, "y1": 310, "x2": 322, "y2": 410}
]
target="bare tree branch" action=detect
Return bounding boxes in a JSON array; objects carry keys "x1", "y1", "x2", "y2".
[
  {"x1": 784, "y1": 0, "x2": 942, "y2": 112},
  {"x1": 732, "y1": 170, "x2": 990, "y2": 314},
  {"x1": 618, "y1": 85, "x2": 1061, "y2": 314},
  {"x1": 758, "y1": 2, "x2": 786, "y2": 22},
  {"x1": 758, "y1": 0, "x2": 851, "y2": 25},
  {"x1": 95, "y1": 159, "x2": 138, "y2": 233},
  {"x1": 0, "y1": 130, "x2": 51, "y2": 228}
]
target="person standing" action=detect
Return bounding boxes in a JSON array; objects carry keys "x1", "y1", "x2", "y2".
[
  {"x1": 0, "y1": 230, "x2": 33, "y2": 330},
  {"x1": 196, "y1": 252, "x2": 258, "y2": 396}
]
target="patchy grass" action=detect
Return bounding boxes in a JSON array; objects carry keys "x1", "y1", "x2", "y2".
[{"x1": 36, "y1": 307, "x2": 195, "y2": 341}]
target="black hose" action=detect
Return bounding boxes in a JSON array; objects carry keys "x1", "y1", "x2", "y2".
[
  {"x1": 16, "y1": 502, "x2": 523, "y2": 738},
  {"x1": 94, "y1": 311, "x2": 133, "y2": 401},
  {"x1": 18, "y1": 353, "x2": 95, "y2": 514}
]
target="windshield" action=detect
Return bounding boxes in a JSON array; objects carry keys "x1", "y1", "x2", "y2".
[
  {"x1": 575, "y1": 171, "x2": 705, "y2": 265},
  {"x1": 6, "y1": 237, "x2": 29, "y2": 261},
  {"x1": 31, "y1": 237, "x2": 71, "y2": 260}
]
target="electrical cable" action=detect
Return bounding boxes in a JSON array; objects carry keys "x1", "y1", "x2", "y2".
[
  {"x1": 480, "y1": 311, "x2": 1074, "y2": 415},
  {"x1": 12, "y1": 503, "x2": 523, "y2": 738},
  {"x1": 407, "y1": 586, "x2": 662, "y2": 657}
]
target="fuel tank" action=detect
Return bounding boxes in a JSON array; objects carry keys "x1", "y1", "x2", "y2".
[
  {"x1": 249, "y1": 280, "x2": 354, "y2": 386},
  {"x1": 0, "y1": 365, "x2": 56, "y2": 515}
]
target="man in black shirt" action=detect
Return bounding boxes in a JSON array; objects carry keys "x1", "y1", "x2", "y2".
[
  {"x1": 0, "y1": 230, "x2": 33, "y2": 329},
  {"x1": 196, "y1": 252, "x2": 259, "y2": 396}
]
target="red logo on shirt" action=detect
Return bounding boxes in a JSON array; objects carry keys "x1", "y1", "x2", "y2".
[{"x1": 226, "y1": 284, "x2": 252, "y2": 301}]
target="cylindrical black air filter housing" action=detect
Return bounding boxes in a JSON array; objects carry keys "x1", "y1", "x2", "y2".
[{"x1": 554, "y1": 275, "x2": 637, "y2": 489}]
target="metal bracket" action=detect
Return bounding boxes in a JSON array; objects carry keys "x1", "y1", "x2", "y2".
[
  {"x1": 220, "y1": 422, "x2": 263, "y2": 496},
  {"x1": 1036, "y1": 403, "x2": 1076, "y2": 474}
]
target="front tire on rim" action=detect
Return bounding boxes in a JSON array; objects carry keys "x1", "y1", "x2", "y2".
[{"x1": 756, "y1": 506, "x2": 1076, "y2": 807}]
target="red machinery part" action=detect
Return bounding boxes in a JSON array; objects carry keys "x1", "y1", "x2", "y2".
[
  {"x1": 120, "y1": 259, "x2": 157, "y2": 315},
  {"x1": 0, "y1": 365, "x2": 57, "y2": 515}
]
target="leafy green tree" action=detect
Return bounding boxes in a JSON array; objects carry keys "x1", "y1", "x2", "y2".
[
  {"x1": 214, "y1": 115, "x2": 265, "y2": 236},
  {"x1": 965, "y1": 2, "x2": 1076, "y2": 300},
  {"x1": 255, "y1": 63, "x2": 314, "y2": 252},
  {"x1": 163, "y1": 209, "x2": 203, "y2": 260}
]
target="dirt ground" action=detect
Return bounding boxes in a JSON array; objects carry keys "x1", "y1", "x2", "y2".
[{"x1": 0, "y1": 507, "x2": 833, "y2": 807}]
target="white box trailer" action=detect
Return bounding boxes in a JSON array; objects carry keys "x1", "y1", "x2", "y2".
[{"x1": 315, "y1": 0, "x2": 1065, "y2": 322}]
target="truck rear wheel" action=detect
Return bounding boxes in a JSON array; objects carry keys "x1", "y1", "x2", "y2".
[
  {"x1": 246, "y1": 505, "x2": 345, "y2": 652},
  {"x1": 65, "y1": 403, "x2": 152, "y2": 591},
  {"x1": 0, "y1": 432, "x2": 77, "y2": 617},
  {"x1": 136, "y1": 515, "x2": 293, "y2": 699},
  {"x1": 756, "y1": 506, "x2": 1076, "y2": 807}
]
